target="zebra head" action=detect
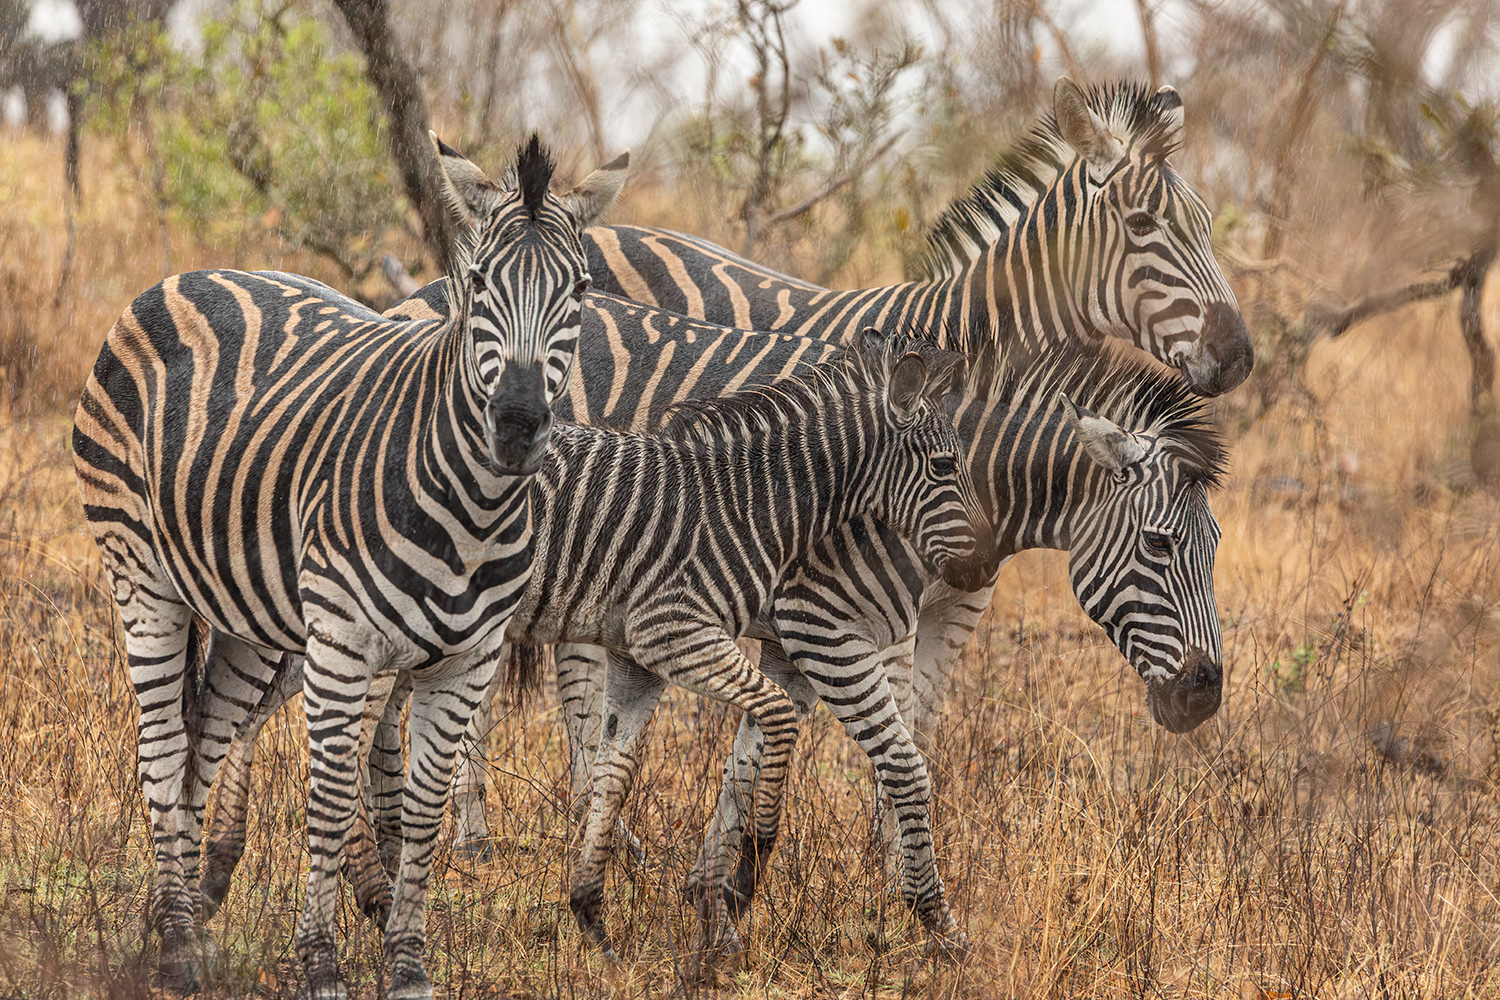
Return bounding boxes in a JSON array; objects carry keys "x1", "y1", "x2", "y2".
[
  {"x1": 1052, "y1": 78, "x2": 1252, "y2": 397},
  {"x1": 434, "y1": 133, "x2": 629, "y2": 474},
  {"x1": 857, "y1": 336, "x2": 1000, "y2": 593},
  {"x1": 1056, "y1": 377, "x2": 1226, "y2": 734}
]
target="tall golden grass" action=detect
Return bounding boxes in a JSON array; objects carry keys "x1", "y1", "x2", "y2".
[{"x1": 3, "y1": 126, "x2": 1500, "y2": 998}]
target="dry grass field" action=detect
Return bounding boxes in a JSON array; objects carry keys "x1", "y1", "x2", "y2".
[{"x1": 4, "y1": 121, "x2": 1500, "y2": 1000}]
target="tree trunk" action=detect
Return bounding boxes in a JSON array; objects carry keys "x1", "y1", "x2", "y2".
[
  {"x1": 330, "y1": 0, "x2": 455, "y2": 275},
  {"x1": 1457, "y1": 246, "x2": 1500, "y2": 484}
]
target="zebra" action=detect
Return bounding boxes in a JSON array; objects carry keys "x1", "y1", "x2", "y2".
[
  {"x1": 71, "y1": 134, "x2": 628, "y2": 998},
  {"x1": 392, "y1": 77, "x2": 1252, "y2": 397},
  {"x1": 199, "y1": 335, "x2": 999, "y2": 975}
]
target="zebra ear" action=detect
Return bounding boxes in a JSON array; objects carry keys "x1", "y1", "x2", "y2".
[
  {"x1": 560, "y1": 150, "x2": 631, "y2": 229},
  {"x1": 855, "y1": 327, "x2": 886, "y2": 365},
  {"x1": 923, "y1": 350, "x2": 968, "y2": 403},
  {"x1": 432, "y1": 132, "x2": 503, "y2": 227},
  {"x1": 1150, "y1": 85, "x2": 1185, "y2": 157},
  {"x1": 888, "y1": 352, "x2": 929, "y2": 420},
  {"x1": 1054, "y1": 77, "x2": 1124, "y2": 180},
  {"x1": 1059, "y1": 393, "x2": 1147, "y2": 473}
]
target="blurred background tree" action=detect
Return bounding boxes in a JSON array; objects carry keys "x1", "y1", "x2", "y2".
[{"x1": 6, "y1": 0, "x2": 1500, "y2": 480}]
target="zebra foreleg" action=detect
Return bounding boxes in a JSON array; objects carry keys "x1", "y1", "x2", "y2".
[
  {"x1": 339, "y1": 670, "x2": 404, "y2": 928},
  {"x1": 684, "y1": 639, "x2": 817, "y2": 921},
  {"x1": 448, "y1": 661, "x2": 502, "y2": 860},
  {"x1": 368, "y1": 671, "x2": 414, "y2": 878},
  {"x1": 294, "y1": 627, "x2": 386, "y2": 1000},
  {"x1": 383, "y1": 645, "x2": 503, "y2": 1000},
  {"x1": 640, "y1": 631, "x2": 800, "y2": 980},
  {"x1": 877, "y1": 583, "x2": 995, "y2": 880},
  {"x1": 569, "y1": 651, "x2": 666, "y2": 962},
  {"x1": 789, "y1": 634, "x2": 970, "y2": 961}
]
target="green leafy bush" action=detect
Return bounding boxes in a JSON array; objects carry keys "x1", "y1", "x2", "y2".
[{"x1": 86, "y1": 0, "x2": 406, "y2": 284}]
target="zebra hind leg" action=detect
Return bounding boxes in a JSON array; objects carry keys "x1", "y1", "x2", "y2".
[
  {"x1": 201, "y1": 654, "x2": 303, "y2": 918},
  {"x1": 568, "y1": 651, "x2": 666, "y2": 962},
  {"x1": 556, "y1": 643, "x2": 648, "y2": 870},
  {"x1": 92, "y1": 531, "x2": 220, "y2": 990}
]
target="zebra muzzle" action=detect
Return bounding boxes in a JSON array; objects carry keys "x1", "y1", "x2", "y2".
[
  {"x1": 934, "y1": 522, "x2": 1001, "y2": 593},
  {"x1": 485, "y1": 366, "x2": 555, "y2": 476},
  {"x1": 1145, "y1": 648, "x2": 1222, "y2": 733},
  {"x1": 1178, "y1": 302, "x2": 1253, "y2": 397}
]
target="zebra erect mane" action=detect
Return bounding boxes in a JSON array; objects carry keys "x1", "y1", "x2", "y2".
[
  {"x1": 977, "y1": 341, "x2": 1227, "y2": 489},
  {"x1": 659, "y1": 343, "x2": 936, "y2": 447},
  {"x1": 516, "y1": 133, "x2": 555, "y2": 218},
  {"x1": 918, "y1": 80, "x2": 1184, "y2": 281}
]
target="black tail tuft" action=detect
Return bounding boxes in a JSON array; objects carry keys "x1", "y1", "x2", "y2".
[
  {"x1": 505, "y1": 641, "x2": 546, "y2": 710},
  {"x1": 515, "y1": 134, "x2": 555, "y2": 218}
]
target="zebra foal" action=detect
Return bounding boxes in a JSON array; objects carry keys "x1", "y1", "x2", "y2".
[{"x1": 72, "y1": 135, "x2": 627, "y2": 998}]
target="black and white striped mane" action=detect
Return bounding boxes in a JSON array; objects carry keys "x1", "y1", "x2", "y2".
[
  {"x1": 979, "y1": 341, "x2": 1227, "y2": 488},
  {"x1": 659, "y1": 343, "x2": 938, "y2": 449},
  {"x1": 919, "y1": 80, "x2": 1186, "y2": 281}
]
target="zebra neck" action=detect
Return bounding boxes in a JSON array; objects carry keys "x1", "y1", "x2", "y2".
[
  {"x1": 428, "y1": 320, "x2": 511, "y2": 501},
  {"x1": 705, "y1": 405, "x2": 871, "y2": 572},
  {"x1": 960, "y1": 168, "x2": 1099, "y2": 354},
  {"x1": 967, "y1": 405, "x2": 1089, "y2": 557}
]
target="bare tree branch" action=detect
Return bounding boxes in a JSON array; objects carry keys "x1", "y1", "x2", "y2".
[
  {"x1": 1261, "y1": 4, "x2": 1343, "y2": 263},
  {"x1": 1134, "y1": 0, "x2": 1161, "y2": 87},
  {"x1": 765, "y1": 131, "x2": 903, "y2": 226},
  {"x1": 1310, "y1": 274, "x2": 1458, "y2": 337}
]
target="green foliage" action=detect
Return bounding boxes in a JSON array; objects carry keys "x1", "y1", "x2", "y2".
[{"x1": 84, "y1": 0, "x2": 404, "y2": 282}]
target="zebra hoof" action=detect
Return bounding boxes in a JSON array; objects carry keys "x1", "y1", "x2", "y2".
[
  {"x1": 295, "y1": 980, "x2": 350, "y2": 1000},
  {"x1": 923, "y1": 928, "x2": 973, "y2": 963},
  {"x1": 161, "y1": 926, "x2": 220, "y2": 993},
  {"x1": 452, "y1": 836, "x2": 494, "y2": 863},
  {"x1": 617, "y1": 832, "x2": 646, "y2": 872},
  {"x1": 353, "y1": 884, "x2": 393, "y2": 928},
  {"x1": 686, "y1": 926, "x2": 745, "y2": 985},
  {"x1": 200, "y1": 853, "x2": 240, "y2": 920},
  {"x1": 387, "y1": 967, "x2": 434, "y2": 999}
]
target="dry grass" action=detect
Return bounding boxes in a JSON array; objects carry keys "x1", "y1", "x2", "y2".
[{"x1": 3, "y1": 127, "x2": 1500, "y2": 998}]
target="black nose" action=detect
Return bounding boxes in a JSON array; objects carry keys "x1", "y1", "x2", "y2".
[
  {"x1": 485, "y1": 365, "x2": 553, "y2": 475},
  {"x1": 1187, "y1": 302, "x2": 1253, "y2": 397},
  {"x1": 936, "y1": 521, "x2": 1001, "y2": 592},
  {"x1": 1145, "y1": 648, "x2": 1223, "y2": 733}
]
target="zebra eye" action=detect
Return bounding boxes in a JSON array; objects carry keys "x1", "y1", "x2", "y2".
[
  {"x1": 574, "y1": 276, "x2": 591, "y2": 298},
  {"x1": 470, "y1": 270, "x2": 486, "y2": 296},
  {"x1": 931, "y1": 455, "x2": 957, "y2": 476},
  {"x1": 1126, "y1": 212, "x2": 1159, "y2": 238},
  {"x1": 1144, "y1": 530, "x2": 1172, "y2": 555}
]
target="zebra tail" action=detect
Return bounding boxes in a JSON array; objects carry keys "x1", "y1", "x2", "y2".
[
  {"x1": 184, "y1": 614, "x2": 209, "y2": 750},
  {"x1": 505, "y1": 642, "x2": 546, "y2": 711}
]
